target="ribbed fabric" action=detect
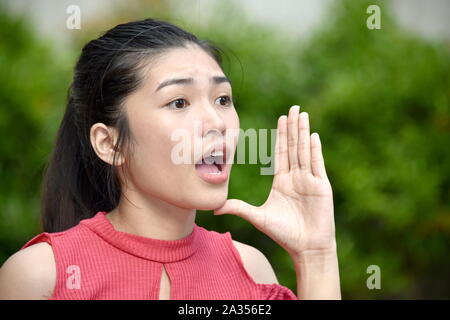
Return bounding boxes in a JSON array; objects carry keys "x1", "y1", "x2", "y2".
[{"x1": 21, "y1": 211, "x2": 298, "y2": 300}]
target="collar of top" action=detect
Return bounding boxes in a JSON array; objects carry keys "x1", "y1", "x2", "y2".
[{"x1": 80, "y1": 211, "x2": 200, "y2": 263}]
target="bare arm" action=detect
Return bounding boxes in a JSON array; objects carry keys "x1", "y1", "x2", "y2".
[
  {"x1": 0, "y1": 242, "x2": 56, "y2": 300},
  {"x1": 232, "y1": 240, "x2": 279, "y2": 285}
]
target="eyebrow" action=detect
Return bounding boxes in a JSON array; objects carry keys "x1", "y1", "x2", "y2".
[{"x1": 155, "y1": 76, "x2": 232, "y2": 93}]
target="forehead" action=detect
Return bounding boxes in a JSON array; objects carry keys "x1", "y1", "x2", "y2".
[{"x1": 145, "y1": 44, "x2": 225, "y2": 86}]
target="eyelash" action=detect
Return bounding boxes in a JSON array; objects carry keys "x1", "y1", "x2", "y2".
[{"x1": 166, "y1": 95, "x2": 234, "y2": 109}]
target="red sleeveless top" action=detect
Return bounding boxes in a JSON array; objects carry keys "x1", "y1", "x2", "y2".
[{"x1": 20, "y1": 211, "x2": 298, "y2": 300}]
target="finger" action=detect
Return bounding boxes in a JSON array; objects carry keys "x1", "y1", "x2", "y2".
[
  {"x1": 310, "y1": 132, "x2": 328, "y2": 179},
  {"x1": 274, "y1": 115, "x2": 289, "y2": 175},
  {"x1": 287, "y1": 105, "x2": 300, "y2": 171},
  {"x1": 298, "y1": 111, "x2": 312, "y2": 174}
]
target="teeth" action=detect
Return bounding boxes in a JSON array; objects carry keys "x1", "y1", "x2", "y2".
[
  {"x1": 195, "y1": 149, "x2": 225, "y2": 165},
  {"x1": 210, "y1": 151, "x2": 224, "y2": 157}
]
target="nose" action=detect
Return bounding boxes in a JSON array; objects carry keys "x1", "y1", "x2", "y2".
[{"x1": 199, "y1": 101, "x2": 227, "y2": 138}]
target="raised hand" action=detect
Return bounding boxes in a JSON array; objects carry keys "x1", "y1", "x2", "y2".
[{"x1": 214, "y1": 105, "x2": 336, "y2": 257}]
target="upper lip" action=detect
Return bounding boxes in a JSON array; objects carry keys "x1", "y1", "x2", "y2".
[{"x1": 195, "y1": 141, "x2": 227, "y2": 166}]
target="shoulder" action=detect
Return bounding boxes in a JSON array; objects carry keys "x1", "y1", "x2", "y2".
[
  {"x1": 0, "y1": 242, "x2": 56, "y2": 299},
  {"x1": 231, "y1": 239, "x2": 279, "y2": 285}
]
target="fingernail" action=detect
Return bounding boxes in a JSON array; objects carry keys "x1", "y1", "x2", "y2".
[
  {"x1": 313, "y1": 132, "x2": 320, "y2": 144},
  {"x1": 291, "y1": 105, "x2": 300, "y2": 112}
]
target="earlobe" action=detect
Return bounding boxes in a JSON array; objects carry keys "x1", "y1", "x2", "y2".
[{"x1": 109, "y1": 147, "x2": 125, "y2": 167}]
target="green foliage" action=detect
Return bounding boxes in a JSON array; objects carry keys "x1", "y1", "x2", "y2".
[
  {"x1": 1, "y1": 0, "x2": 449, "y2": 299},
  {"x1": 0, "y1": 8, "x2": 72, "y2": 262}
]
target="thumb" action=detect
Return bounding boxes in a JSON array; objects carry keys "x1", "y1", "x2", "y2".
[{"x1": 213, "y1": 199, "x2": 259, "y2": 221}]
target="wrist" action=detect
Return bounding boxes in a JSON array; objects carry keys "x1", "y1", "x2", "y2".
[
  {"x1": 290, "y1": 239, "x2": 338, "y2": 260},
  {"x1": 289, "y1": 240, "x2": 342, "y2": 300},
  {"x1": 292, "y1": 248, "x2": 339, "y2": 278}
]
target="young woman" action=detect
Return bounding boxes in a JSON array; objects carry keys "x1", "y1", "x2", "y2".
[{"x1": 0, "y1": 18, "x2": 341, "y2": 300}]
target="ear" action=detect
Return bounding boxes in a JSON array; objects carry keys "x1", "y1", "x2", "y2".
[{"x1": 90, "y1": 123, "x2": 125, "y2": 166}]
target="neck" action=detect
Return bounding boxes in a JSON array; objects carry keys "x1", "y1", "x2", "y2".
[{"x1": 106, "y1": 192, "x2": 197, "y2": 241}]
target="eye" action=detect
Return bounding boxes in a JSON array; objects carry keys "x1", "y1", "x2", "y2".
[
  {"x1": 166, "y1": 98, "x2": 189, "y2": 109},
  {"x1": 215, "y1": 95, "x2": 233, "y2": 107}
]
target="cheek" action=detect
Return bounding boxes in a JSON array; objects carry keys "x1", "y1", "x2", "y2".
[
  {"x1": 226, "y1": 111, "x2": 240, "y2": 150},
  {"x1": 227, "y1": 109, "x2": 240, "y2": 130},
  {"x1": 126, "y1": 122, "x2": 192, "y2": 195},
  {"x1": 127, "y1": 136, "x2": 204, "y2": 208}
]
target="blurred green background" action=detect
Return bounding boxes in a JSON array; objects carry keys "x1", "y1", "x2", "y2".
[{"x1": 0, "y1": 0, "x2": 449, "y2": 299}]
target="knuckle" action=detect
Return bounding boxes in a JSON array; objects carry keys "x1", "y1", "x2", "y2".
[{"x1": 299, "y1": 140, "x2": 307, "y2": 150}]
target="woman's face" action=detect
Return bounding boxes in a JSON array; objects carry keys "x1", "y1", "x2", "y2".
[{"x1": 120, "y1": 43, "x2": 240, "y2": 210}]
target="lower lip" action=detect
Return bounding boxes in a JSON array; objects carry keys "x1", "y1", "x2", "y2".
[{"x1": 194, "y1": 163, "x2": 228, "y2": 184}]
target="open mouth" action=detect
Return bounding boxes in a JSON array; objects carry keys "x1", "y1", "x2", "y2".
[
  {"x1": 193, "y1": 143, "x2": 228, "y2": 184},
  {"x1": 194, "y1": 153, "x2": 223, "y2": 174}
]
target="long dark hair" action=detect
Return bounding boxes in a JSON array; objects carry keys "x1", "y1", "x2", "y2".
[{"x1": 41, "y1": 18, "x2": 224, "y2": 232}]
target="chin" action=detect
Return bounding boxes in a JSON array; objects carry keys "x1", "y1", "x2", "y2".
[{"x1": 190, "y1": 191, "x2": 228, "y2": 211}]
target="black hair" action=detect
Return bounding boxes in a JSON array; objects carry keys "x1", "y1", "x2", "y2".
[{"x1": 41, "y1": 18, "x2": 224, "y2": 232}]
